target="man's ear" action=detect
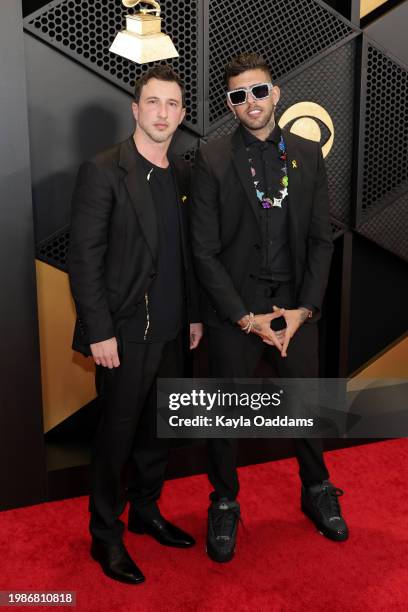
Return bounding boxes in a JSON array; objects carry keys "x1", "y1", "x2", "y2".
[
  {"x1": 179, "y1": 107, "x2": 186, "y2": 125},
  {"x1": 272, "y1": 85, "x2": 280, "y2": 107},
  {"x1": 226, "y1": 97, "x2": 236, "y2": 117},
  {"x1": 131, "y1": 101, "x2": 139, "y2": 122}
]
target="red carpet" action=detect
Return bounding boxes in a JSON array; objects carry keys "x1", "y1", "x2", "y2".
[{"x1": 1, "y1": 439, "x2": 408, "y2": 611}]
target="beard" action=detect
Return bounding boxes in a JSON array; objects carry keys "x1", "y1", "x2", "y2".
[
  {"x1": 137, "y1": 120, "x2": 174, "y2": 144},
  {"x1": 144, "y1": 127, "x2": 172, "y2": 144},
  {"x1": 239, "y1": 103, "x2": 276, "y2": 132},
  {"x1": 148, "y1": 132, "x2": 171, "y2": 144}
]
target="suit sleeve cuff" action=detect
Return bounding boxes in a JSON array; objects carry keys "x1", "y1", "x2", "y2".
[
  {"x1": 231, "y1": 309, "x2": 249, "y2": 325},
  {"x1": 299, "y1": 304, "x2": 317, "y2": 314}
]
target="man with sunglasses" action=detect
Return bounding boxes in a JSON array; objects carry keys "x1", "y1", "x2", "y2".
[{"x1": 191, "y1": 53, "x2": 348, "y2": 563}]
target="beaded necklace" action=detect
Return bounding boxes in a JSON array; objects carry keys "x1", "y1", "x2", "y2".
[{"x1": 248, "y1": 134, "x2": 288, "y2": 209}]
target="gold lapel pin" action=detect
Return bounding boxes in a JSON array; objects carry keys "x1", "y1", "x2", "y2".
[
  {"x1": 292, "y1": 160, "x2": 298, "y2": 169},
  {"x1": 182, "y1": 195, "x2": 187, "y2": 202}
]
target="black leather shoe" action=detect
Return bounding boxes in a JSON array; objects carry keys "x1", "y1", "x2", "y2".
[
  {"x1": 207, "y1": 498, "x2": 240, "y2": 563},
  {"x1": 128, "y1": 510, "x2": 195, "y2": 548},
  {"x1": 301, "y1": 480, "x2": 349, "y2": 542},
  {"x1": 90, "y1": 539, "x2": 145, "y2": 584}
]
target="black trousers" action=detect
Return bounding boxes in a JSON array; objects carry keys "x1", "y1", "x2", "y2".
[
  {"x1": 206, "y1": 288, "x2": 329, "y2": 501},
  {"x1": 89, "y1": 333, "x2": 184, "y2": 543}
]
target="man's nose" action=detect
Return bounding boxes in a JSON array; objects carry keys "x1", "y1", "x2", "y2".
[{"x1": 157, "y1": 102, "x2": 168, "y2": 117}]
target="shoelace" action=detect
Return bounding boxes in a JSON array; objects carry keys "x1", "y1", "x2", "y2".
[
  {"x1": 212, "y1": 507, "x2": 243, "y2": 540},
  {"x1": 315, "y1": 483, "x2": 344, "y2": 519}
]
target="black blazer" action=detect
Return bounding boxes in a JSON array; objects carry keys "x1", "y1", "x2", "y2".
[
  {"x1": 191, "y1": 127, "x2": 333, "y2": 327},
  {"x1": 69, "y1": 136, "x2": 198, "y2": 356}
]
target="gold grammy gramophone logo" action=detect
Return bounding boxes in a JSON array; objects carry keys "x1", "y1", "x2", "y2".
[{"x1": 278, "y1": 102, "x2": 334, "y2": 158}]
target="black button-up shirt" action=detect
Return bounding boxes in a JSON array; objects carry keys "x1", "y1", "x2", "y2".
[{"x1": 241, "y1": 123, "x2": 292, "y2": 283}]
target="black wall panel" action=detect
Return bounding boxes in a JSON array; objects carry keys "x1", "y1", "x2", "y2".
[
  {"x1": 357, "y1": 190, "x2": 408, "y2": 263},
  {"x1": 25, "y1": 34, "x2": 134, "y2": 243},
  {"x1": 0, "y1": 0, "x2": 46, "y2": 510},
  {"x1": 278, "y1": 39, "x2": 357, "y2": 226},
  {"x1": 355, "y1": 37, "x2": 408, "y2": 227},
  {"x1": 348, "y1": 234, "x2": 408, "y2": 374},
  {"x1": 365, "y1": 1, "x2": 408, "y2": 65},
  {"x1": 25, "y1": 33, "x2": 199, "y2": 246}
]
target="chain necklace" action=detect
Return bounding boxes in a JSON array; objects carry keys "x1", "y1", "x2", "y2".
[{"x1": 248, "y1": 135, "x2": 288, "y2": 209}]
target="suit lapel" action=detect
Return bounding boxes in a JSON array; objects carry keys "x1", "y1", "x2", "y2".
[
  {"x1": 284, "y1": 130, "x2": 301, "y2": 264},
  {"x1": 120, "y1": 137, "x2": 158, "y2": 264},
  {"x1": 231, "y1": 129, "x2": 261, "y2": 224}
]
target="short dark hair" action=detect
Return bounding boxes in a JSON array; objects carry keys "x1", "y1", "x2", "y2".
[
  {"x1": 134, "y1": 65, "x2": 185, "y2": 106},
  {"x1": 224, "y1": 53, "x2": 272, "y2": 88}
]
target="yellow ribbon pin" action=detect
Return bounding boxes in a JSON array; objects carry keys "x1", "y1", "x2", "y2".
[{"x1": 292, "y1": 160, "x2": 298, "y2": 169}]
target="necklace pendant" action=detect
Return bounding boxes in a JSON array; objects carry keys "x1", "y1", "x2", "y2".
[
  {"x1": 261, "y1": 198, "x2": 273, "y2": 209},
  {"x1": 272, "y1": 197, "x2": 283, "y2": 208}
]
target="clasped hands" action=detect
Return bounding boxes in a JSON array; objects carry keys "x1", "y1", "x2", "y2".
[{"x1": 238, "y1": 306, "x2": 310, "y2": 358}]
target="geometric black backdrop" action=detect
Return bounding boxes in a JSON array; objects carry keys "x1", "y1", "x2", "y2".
[
  {"x1": 36, "y1": 35, "x2": 359, "y2": 272},
  {"x1": 25, "y1": 0, "x2": 203, "y2": 131},
  {"x1": 356, "y1": 40, "x2": 408, "y2": 226},
  {"x1": 24, "y1": 0, "x2": 356, "y2": 134},
  {"x1": 22, "y1": 1, "x2": 408, "y2": 262},
  {"x1": 206, "y1": 0, "x2": 354, "y2": 130},
  {"x1": 355, "y1": 38, "x2": 408, "y2": 262},
  {"x1": 25, "y1": 0, "x2": 408, "y2": 376},
  {"x1": 25, "y1": 1, "x2": 408, "y2": 263}
]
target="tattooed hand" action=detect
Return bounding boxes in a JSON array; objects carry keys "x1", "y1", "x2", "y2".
[
  {"x1": 237, "y1": 310, "x2": 285, "y2": 350},
  {"x1": 272, "y1": 306, "x2": 311, "y2": 357}
]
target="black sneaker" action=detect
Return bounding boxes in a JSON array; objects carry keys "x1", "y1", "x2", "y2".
[
  {"x1": 207, "y1": 498, "x2": 240, "y2": 563},
  {"x1": 301, "y1": 480, "x2": 349, "y2": 542}
]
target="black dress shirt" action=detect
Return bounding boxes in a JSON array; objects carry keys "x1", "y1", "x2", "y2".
[{"x1": 241, "y1": 123, "x2": 292, "y2": 283}]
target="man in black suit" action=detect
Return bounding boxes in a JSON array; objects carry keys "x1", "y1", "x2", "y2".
[
  {"x1": 191, "y1": 53, "x2": 348, "y2": 563},
  {"x1": 69, "y1": 65, "x2": 203, "y2": 584}
]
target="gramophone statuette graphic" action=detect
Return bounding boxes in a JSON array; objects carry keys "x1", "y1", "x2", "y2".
[{"x1": 110, "y1": 0, "x2": 179, "y2": 64}]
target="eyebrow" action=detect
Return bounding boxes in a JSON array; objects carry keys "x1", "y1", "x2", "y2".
[
  {"x1": 231, "y1": 82, "x2": 271, "y2": 89},
  {"x1": 145, "y1": 96, "x2": 181, "y2": 103}
]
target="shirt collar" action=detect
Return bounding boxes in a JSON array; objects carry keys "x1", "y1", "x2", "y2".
[{"x1": 240, "y1": 122, "x2": 281, "y2": 148}]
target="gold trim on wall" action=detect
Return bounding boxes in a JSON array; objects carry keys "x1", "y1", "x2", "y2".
[
  {"x1": 360, "y1": 0, "x2": 389, "y2": 18},
  {"x1": 36, "y1": 260, "x2": 95, "y2": 433},
  {"x1": 348, "y1": 333, "x2": 408, "y2": 392}
]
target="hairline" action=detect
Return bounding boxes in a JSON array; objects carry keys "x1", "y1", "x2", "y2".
[
  {"x1": 226, "y1": 67, "x2": 272, "y2": 90},
  {"x1": 138, "y1": 86, "x2": 184, "y2": 106},
  {"x1": 134, "y1": 75, "x2": 185, "y2": 106}
]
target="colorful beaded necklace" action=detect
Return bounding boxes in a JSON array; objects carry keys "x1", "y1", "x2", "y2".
[{"x1": 248, "y1": 134, "x2": 288, "y2": 209}]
